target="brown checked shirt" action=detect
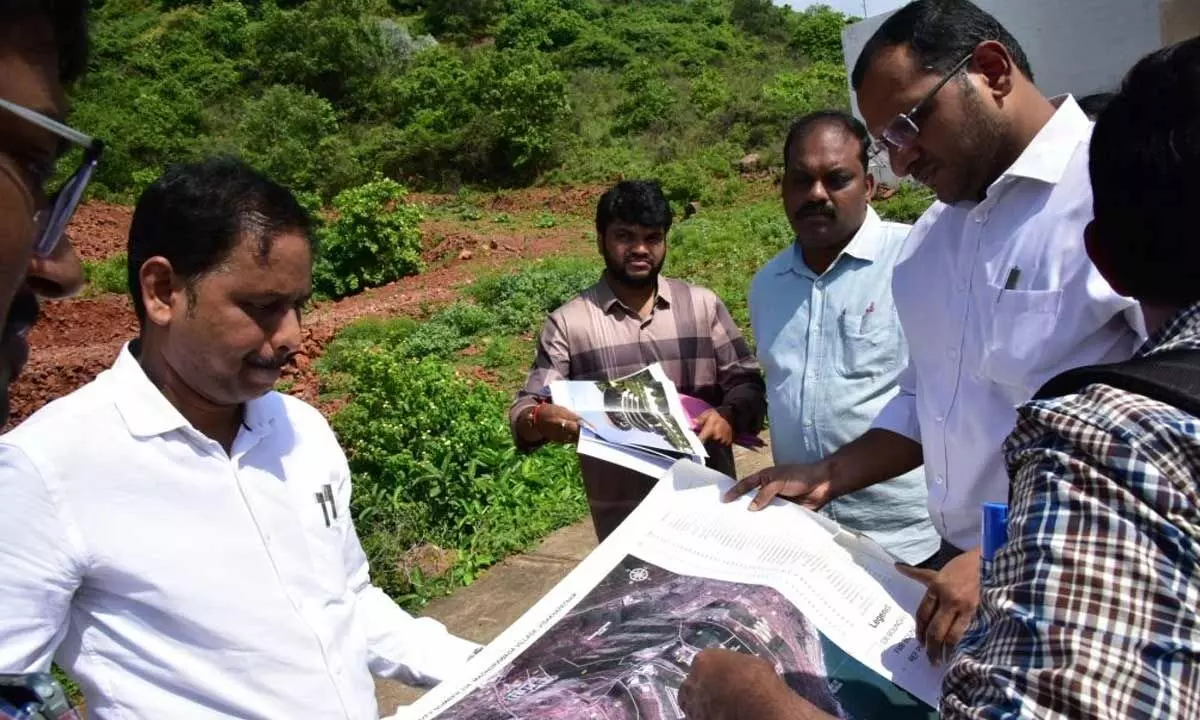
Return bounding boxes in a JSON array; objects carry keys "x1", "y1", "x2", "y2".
[{"x1": 510, "y1": 274, "x2": 766, "y2": 540}]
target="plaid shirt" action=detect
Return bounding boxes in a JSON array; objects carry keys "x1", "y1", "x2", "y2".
[
  {"x1": 510, "y1": 274, "x2": 766, "y2": 538},
  {"x1": 942, "y1": 301, "x2": 1200, "y2": 719}
]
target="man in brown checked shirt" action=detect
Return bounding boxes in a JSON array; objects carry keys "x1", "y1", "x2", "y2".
[{"x1": 510, "y1": 180, "x2": 767, "y2": 541}]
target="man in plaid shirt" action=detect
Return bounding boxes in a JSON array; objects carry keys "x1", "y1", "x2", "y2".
[
  {"x1": 677, "y1": 36, "x2": 1200, "y2": 720},
  {"x1": 510, "y1": 181, "x2": 766, "y2": 541},
  {"x1": 940, "y1": 35, "x2": 1200, "y2": 720}
]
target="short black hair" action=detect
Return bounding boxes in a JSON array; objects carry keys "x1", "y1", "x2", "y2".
[
  {"x1": 1077, "y1": 92, "x2": 1114, "y2": 121},
  {"x1": 851, "y1": 0, "x2": 1034, "y2": 91},
  {"x1": 1089, "y1": 36, "x2": 1200, "y2": 308},
  {"x1": 0, "y1": 0, "x2": 90, "y2": 84},
  {"x1": 783, "y1": 110, "x2": 871, "y2": 173},
  {"x1": 595, "y1": 180, "x2": 673, "y2": 236},
  {"x1": 127, "y1": 157, "x2": 314, "y2": 324}
]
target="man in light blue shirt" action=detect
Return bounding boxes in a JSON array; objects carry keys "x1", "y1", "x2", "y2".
[{"x1": 749, "y1": 111, "x2": 939, "y2": 565}]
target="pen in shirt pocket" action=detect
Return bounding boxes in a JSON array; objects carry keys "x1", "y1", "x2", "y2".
[
  {"x1": 314, "y1": 483, "x2": 337, "y2": 528},
  {"x1": 995, "y1": 266, "x2": 1021, "y2": 303},
  {"x1": 860, "y1": 302, "x2": 876, "y2": 333}
]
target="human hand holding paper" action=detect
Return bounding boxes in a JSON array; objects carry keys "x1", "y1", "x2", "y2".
[
  {"x1": 679, "y1": 394, "x2": 764, "y2": 449},
  {"x1": 896, "y1": 548, "x2": 981, "y2": 666},
  {"x1": 693, "y1": 408, "x2": 734, "y2": 446}
]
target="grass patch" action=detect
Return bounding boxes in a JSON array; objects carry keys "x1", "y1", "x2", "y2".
[
  {"x1": 669, "y1": 199, "x2": 794, "y2": 334},
  {"x1": 875, "y1": 183, "x2": 937, "y2": 224},
  {"x1": 82, "y1": 254, "x2": 127, "y2": 296}
]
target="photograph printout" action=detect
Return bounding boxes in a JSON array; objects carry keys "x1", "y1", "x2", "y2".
[
  {"x1": 550, "y1": 364, "x2": 708, "y2": 477},
  {"x1": 396, "y1": 461, "x2": 943, "y2": 720}
]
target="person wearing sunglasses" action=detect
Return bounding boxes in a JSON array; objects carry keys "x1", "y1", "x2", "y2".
[
  {"x1": 0, "y1": 0, "x2": 92, "y2": 424},
  {"x1": 726, "y1": 0, "x2": 1143, "y2": 668}
]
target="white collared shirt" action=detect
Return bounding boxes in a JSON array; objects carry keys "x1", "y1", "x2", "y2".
[
  {"x1": 871, "y1": 96, "x2": 1144, "y2": 549},
  {"x1": 0, "y1": 345, "x2": 479, "y2": 719}
]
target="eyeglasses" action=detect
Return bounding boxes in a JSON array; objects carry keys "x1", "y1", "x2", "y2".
[
  {"x1": 0, "y1": 96, "x2": 103, "y2": 258},
  {"x1": 871, "y1": 53, "x2": 973, "y2": 158}
]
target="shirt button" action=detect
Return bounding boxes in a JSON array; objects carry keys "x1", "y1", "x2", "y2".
[
  {"x1": 935, "y1": 415, "x2": 944, "y2": 423},
  {"x1": 803, "y1": 419, "x2": 814, "y2": 427},
  {"x1": 935, "y1": 475, "x2": 945, "y2": 485},
  {"x1": 815, "y1": 280, "x2": 823, "y2": 289},
  {"x1": 948, "y1": 348, "x2": 959, "y2": 360}
]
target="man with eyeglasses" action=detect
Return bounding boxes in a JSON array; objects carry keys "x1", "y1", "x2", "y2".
[
  {"x1": 0, "y1": 1, "x2": 95, "y2": 424},
  {"x1": 726, "y1": 0, "x2": 1142, "y2": 667},
  {"x1": 680, "y1": 33, "x2": 1200, "y2": 720}
]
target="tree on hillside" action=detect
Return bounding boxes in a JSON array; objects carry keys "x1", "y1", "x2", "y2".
[
  {"x1": 790, "y1": 6, "x2": 850, "y2": 64},
  {"x1": 422, "y1": 0, "x2": 506, "y2": 39},
  {"x1": 730, "y1": 0, "x2": 790, "y2": 42}
]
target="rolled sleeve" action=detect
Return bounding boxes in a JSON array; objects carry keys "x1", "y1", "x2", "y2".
[
  {"x1": 509, "y1": 314, "x2": 572, "y2": 452},
  {"x1": 0, "y1": 443, "x2": 84, "y2": 673},
  {"x1": 870, "y1": 359, "x2": 921, "y2": 444}
]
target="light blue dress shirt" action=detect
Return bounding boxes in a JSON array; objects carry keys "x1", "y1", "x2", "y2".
[{"x1": 749, "y1": 206, "x2": 939, "y2": 564}]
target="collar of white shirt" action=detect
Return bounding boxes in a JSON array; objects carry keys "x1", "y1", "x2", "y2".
[
  {"x1": 112, "y1": 342, "x2": 276, "y2": 440},
  {"x1": 784, "y1": 205, "x2": 885, "y2": 277},
  {"x1": 955, "y1": 94, "x2": 1090, "y2": 211}
]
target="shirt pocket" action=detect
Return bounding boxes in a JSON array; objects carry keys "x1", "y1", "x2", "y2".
[
  {"x1": 981, "y1": 284, "x2": 1063, "y2": 402},
  {"x1": 835, "y1": 311, "x2": 902, "y2": 379},
  {"x1": 299, "y1": 484, "x2": 350, "y2": 598}
]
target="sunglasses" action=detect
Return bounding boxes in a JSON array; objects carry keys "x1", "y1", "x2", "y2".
[
  {"x1": 0, "y1": 96, "x2": 103, "y2": 258},
  {"x1": 871, "y1": 53, "x2": 974, "y2": 158}
]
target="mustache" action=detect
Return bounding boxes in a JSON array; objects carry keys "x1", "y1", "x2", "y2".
[
  {"x1": 4, "y1": 290, "x2": 39, "y2": 338},
  {"x1": 244, "y1": 350, "x2": 296, "y2": 370},
  {"x1": 796, "y1": 204, "x2": 835, "y2": 220}
]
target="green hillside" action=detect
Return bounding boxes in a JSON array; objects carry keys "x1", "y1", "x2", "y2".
[{"x1": 73, "y1": 0, "x2": 854, "y2": 202}]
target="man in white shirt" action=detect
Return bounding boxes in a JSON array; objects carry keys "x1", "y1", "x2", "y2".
[
  {"x1": 727, "y1": 0, "x2": 1141, "y2": 664},
  {"x1": 0, "y1": 158, "x2": 478, "y2": 719},
  {"x1": 749, "y1": 111, "x2": 940, "y2": 567}
]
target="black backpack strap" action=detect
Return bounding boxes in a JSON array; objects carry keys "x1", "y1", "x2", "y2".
[{"x1": 1033, "y1": 349, "x2": 1200, "y2": 418}]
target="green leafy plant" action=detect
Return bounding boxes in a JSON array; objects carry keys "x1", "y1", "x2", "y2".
[
  {"x1": 82, "y1": 254, "x2": 128, "y2": 296},
  {"x1": 875, "y1": 183, "x2": 937, "y2": 224},
  {"x1": 323, "y1": 350, "x2": 586, "y2": 606},
  {"x1": 313, "y1": 178, "x2": 424, "y2": 299},
  {"x1": 669, "y1": 199, "x2": 795, "y2": 334},
  {"x1": 466, "y1": 256, "x2": 601, "y2": 334}
]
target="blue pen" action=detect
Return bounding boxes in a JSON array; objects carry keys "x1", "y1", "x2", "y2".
[{"x1": 980, "y1": 502, "x2": 1009, "y2": 583}]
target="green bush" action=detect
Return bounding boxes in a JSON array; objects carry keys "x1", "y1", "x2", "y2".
[
  {"x1": 325, "y1": 351, "x2": 586, "y2": 605},
  {"x1": 235, "y1": 85, "x2": 342, "y2": 194},
  {"x1": 83, "y1": 254, "x2": 128, "y2": 296},
  {"x1": 613, "y1": 61, "x2": 677, "y2": 136},
  {"x1": 789, "y1": 6, "x2": 850, "y2": 64},
  {"x1": 496, "y1": 0, "x2": 587, "y2": 51},
  {"x1": 467, "y1": 256, "x2": 601, "y2": 334},
  {"x1": 313, "y1": 179, "x2": 424, "y2": 299},
  {"x1": 669, "y1": 200, "x2": 794, "y2": 334},
  {"x1": 320, "y1": 258, "x2": 600, "y2": 376},
  {"x1": 248, "y1": 0, "x2": 397, "y2": 109},
  {"x1": 875, "y1": 183, "x2": 937, "y2": 224},
  {"x1": 421, "y1": 0, "x2": 506, "y2": 40},
  {"x1": 389, "y1": 46, "x2": 571, "y2": 183},
  {"x1": 67, "y1": 0, "x2": 857, "y2": 200},
  {"x1": 761, "y1": 62, "x2": 851, "y2": 122},
  {"x1": 690, "y1": 69, "x2": 731, "y2": 117}
]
